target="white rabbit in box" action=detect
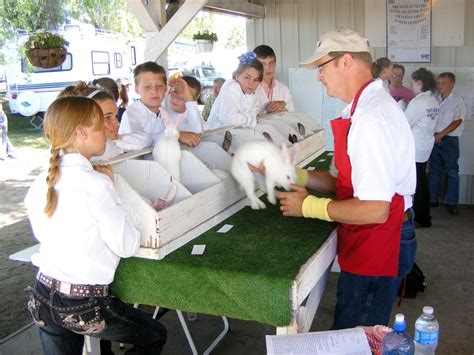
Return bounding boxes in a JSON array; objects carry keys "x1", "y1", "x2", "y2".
[
  {"x1": 230, "y1": 141, "x2": 298, "y2": 210},
  {"x1": 153, "y1": 110, "x2": 184, "y2": 182}
]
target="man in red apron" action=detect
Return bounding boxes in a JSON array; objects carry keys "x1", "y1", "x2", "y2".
[{"x1": 277, "y1": 27, "x2": 416, "y2": 329}]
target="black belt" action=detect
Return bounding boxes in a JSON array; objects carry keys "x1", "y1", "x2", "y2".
[{"x1": 36, "y1": 272, "x2": 109, "y2": 298}]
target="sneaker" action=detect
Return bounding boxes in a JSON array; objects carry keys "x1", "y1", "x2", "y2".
[
  {"x1": 446, "y1": 204, "x2": 459, "y2": 215},
  {"x1": 430, "y1": 201, "x2": 439, "y2": 207}
]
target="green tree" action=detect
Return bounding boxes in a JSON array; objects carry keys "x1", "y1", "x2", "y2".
[
  {"x1": 226, "y1": 25, "x2": 245, "y2": 49},
  {"x1": 0, "y1": 0, "x2": 67, "y2": 45},
  {"x1": 69, "y1": 0, "x2": 142, "y2": 35}
]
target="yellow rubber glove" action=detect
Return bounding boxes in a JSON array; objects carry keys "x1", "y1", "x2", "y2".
[
  {"x1": 302, "y1": 195, "x2": 333, "y2": 221},
  {"x1": 295, "y1": 168, "x2": 309, "y2": 187}
]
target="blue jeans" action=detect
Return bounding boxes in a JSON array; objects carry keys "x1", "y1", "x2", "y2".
[
  {"x1": 428, "y1": 136, "x2": 460, "y2": 205},
  {"x1": 26, "y1": 282, "x2": 167, "y2": 354},
  {"x1": 332, "y1": 217, "x2": 417, "y2": 329}
]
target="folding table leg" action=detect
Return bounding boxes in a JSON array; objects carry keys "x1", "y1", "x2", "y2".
[
  {"x1": 203, "y1": 316, "x2": 229, "y2": 355},
  {"x1": 176, "y1": 310, "x2": 198, "y2": 355}
]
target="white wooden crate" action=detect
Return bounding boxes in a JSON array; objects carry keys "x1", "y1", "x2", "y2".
[{"x1": 109, "y1": 112, "x2": 326, "y2": 259}]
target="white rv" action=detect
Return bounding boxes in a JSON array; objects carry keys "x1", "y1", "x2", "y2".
[{"x1": 2, "y1": 23, "x2": 144, "y2": 116}]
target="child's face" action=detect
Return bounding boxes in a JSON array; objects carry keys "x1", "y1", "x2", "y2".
[
  {"x1": 236, "y1": 68, "x2": 261, "y2": 94},
  {"x1": 135, "y1": 72, "x2": 167, "y2": 112},
  {"x1": 168, "y1": 87, "x2": 198, "y2": 113},
  {"x1": 97, "y1": 99, "x2": 119, "y2": 140},
  {"x1": 82, "y1": 115, "x2": 107, "y2": 158},
  {"x1": 257, "y1": 56, "x2": 276, "y2": 83}
]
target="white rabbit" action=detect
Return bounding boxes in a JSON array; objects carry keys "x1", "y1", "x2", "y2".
[
  {"x1": 230, "y1": 141, "x2": 298, "y2": 210},
  {"x1": 153, "y1": 110, "x2": 184, "y2": 182}
]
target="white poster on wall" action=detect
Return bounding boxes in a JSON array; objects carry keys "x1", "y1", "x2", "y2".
[{"x1": 387, "y1": 0, "x2": 432, "y2": 62}]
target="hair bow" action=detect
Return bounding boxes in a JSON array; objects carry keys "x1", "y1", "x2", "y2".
[{"x1": 238, "y1": 52, "x2": 257, "y2": 64}]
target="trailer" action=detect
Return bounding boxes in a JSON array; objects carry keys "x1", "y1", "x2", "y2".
[{"x1": 1, "y1": 23, "x2": 144, "y2": 117}]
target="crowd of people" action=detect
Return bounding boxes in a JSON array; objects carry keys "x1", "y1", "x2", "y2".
[
  {"x1": 20, "y1": 25, "x2": 466, "y2": 354},
  {"x1": 371, "y1": 56, "x2": 466, "y2": 221}
]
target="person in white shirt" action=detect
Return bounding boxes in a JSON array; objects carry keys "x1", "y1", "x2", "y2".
[
  {"x1": 404, "y1": 68, "x2": 439, "y2": 227},
  {"x1": 207, "y1": 52, "x2": 263, "y2": 129},
  {"x1": 275, "y1": 27, "x2": 416, "y2": 329},
  {"x1": 253, "y1": 45, "x2": 295, "y2": 114},
  {"x1": 372, "y1": 57, "x2": 393, "y2": 91},
  {"x1": 167, "y1": 75, "x2": 204, "y2": 133},
  {"x1": 428, "y1": 72, "x2": 466, "y2": 215},
  {"x1": 119, "y1": 61, "x2": 201, "y2": 147},
  {"x1": 59, "y1": 82, "x2": 152, "y2": 161},
  {"x1": 24, "y1": 96, "x2": 166, "y2": 354}
]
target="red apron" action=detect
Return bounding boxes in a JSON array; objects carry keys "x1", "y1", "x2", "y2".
[{"x1": 330, "y1": 80, "x2": 403, "y2": 277}]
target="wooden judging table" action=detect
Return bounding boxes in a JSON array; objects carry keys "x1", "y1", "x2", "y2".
[{"x1": 110, "y1": 153, "x2": 337, "y2": 343}]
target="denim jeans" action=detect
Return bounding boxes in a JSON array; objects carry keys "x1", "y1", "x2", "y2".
[
  {"x1": 332, "y1": 216, "x2": 417, "y2": 329},
  {"x1": 428, "y1": 136, "x2": 460, "y2": 205},
  {"x1": 26, "y1": 282, "x2": 167, "y2": 355}
]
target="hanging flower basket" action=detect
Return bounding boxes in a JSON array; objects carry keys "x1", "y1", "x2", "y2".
[
  {"x1": 24, "y1": 31, "x2": 69, "y2": 69},
  {"x1": 192, "y1": 30, "x2": 218, "y2": 53},
  {"x1": 195, "y1": 39, "x2": 214, "y2": 53},
  {"x1": 26, "y1": 48, "x2": 67, "y2": 68}
]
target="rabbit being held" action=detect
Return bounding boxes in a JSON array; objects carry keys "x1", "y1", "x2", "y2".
[
  {"x1": 230, "y1": 141, "x2": 298, "y2": 210},
  {"x1": 152, "y1": 110, "x2": 184, "y2": 182}
]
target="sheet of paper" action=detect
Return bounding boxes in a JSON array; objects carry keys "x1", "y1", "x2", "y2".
[
  {"x1": 307, "y1": 166, "x2": 316, "y2": 171},
  {"x1": 266, "y1": 327, "x2": 371, "y2": 355},
  {"x1": 217, "y1": 224, "x2": 233, "y2": 233},
  {"x1": 191, "y1": 245, "x2": 206, "y2": 255}
]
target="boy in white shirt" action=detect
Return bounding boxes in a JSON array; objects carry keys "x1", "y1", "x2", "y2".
[
  {"x1": 119, "y1": 61, "x2": 200, "y2": 147},
  {"x1": 253, "y1": 45, "x2": 295, "y2": 114}
]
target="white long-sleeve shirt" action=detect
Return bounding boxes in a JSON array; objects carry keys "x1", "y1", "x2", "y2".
[
  {"x1": 24, "y1": 153, "x2": 141, "y2": 285},
  {"x1": 119, "y1": 100, "x2": 203, "y2": 143},
  {"x1": 405, "y1": 91, "x2": 439, "y2": 162},
  {"x1": 256, "y1": 79, "x2": 295, "y2": 114},
  {"x1": 207, "y1": 80, "x2": 261, "y2": 129},
  {"x1": 91, "y1": 132, "x2": 153, "y2": 162}
]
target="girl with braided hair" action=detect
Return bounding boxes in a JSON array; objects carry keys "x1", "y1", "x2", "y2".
[
  {"x1": 59, "y1": 81, "x2": 152, "y2": 161},
  {"x1": 24, "y1": 96, "x2": 167, "y2": 354}
]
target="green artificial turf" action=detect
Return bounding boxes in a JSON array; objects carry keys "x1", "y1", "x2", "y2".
[{"x1": 111, "y1": 153, "x2": 335, "y2": 327}]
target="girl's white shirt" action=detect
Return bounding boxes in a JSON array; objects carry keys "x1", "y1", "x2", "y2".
[
  {"x1": 90, "y1": 132, "x2": 153, "y2": 162},
  {"x1": 24, "y1": 153, "x2": 140, "y2": 285},
  {"x1": 207, "y1": 80, "x2": 261, "y2": 129},
  {"x1": 405, "y1": 90, "x2": 440, "y2": 162}
]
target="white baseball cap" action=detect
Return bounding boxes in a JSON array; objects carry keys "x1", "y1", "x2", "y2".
[{"x1": 300, "y1": 27, "x2": 370, "y2": 69}]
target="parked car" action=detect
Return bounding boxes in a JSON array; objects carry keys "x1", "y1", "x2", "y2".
[{"x1": 170, "y1": 65, "x2": 224, "y2": 103}]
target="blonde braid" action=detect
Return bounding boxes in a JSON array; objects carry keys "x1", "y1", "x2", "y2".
[{"x1": 44, "y1": 147, "x2": 61, "y2": 218}]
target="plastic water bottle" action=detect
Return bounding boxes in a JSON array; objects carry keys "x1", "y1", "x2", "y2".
[
  {"x1": 414, "y1": 306, "x2": 439, "y2": 354},
  {"x1": 382, "y1": 314, "x2": 415, "y2": 354}
]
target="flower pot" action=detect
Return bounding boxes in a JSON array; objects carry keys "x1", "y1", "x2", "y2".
[
  {"x1": 195, "y1": 40, "x2": 214, "y2": 53},
  {"x1": 26, "y1": 48, "x2": 67, "y2": 69}
]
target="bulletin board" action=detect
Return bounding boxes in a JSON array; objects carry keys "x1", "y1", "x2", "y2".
[{"x1": 386, "y1": 0, "x2": 432, "y2": 62}]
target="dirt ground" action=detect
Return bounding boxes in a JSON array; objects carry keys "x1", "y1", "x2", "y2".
[{"x1": 0, "y1": 148, "x2": 49, "y2": 339}]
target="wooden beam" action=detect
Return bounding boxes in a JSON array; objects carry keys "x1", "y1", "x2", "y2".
[
  {"x1": 127, "y1": 0, "x2": 163, "y2": 32},
  {"x1": 204, "y1": 0, "x2": 265, "y2": 18},
  {"x1": 144, "y1": 0, "x2": 207, "y2": 62}
]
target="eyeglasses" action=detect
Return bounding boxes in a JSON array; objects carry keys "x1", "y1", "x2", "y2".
[{"x1": 317, "y1": 55, "x2": 342, "y2": 73}]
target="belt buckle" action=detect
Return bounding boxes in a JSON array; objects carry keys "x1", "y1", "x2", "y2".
[{"x1": 59, "y1": 281, "x2": 72, "y2": 295}]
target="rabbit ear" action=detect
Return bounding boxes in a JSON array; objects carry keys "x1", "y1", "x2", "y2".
[
  {"x1": 281, "y1": 144, "x2": 291, "y2": 164},
  {"x1": 163, "y1": 184, "x2": 177, "y2": 202},
  {"x1": 160, "y1": 109, "x2": 171, "y2": 127},
  {"x1": 289, "y1": 143, "x2": 300, "y2": 166}
]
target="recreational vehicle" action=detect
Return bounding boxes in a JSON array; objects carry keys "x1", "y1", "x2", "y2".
[{"x1": 1, "y1": 23, "x2": 144, "y2": 116}]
